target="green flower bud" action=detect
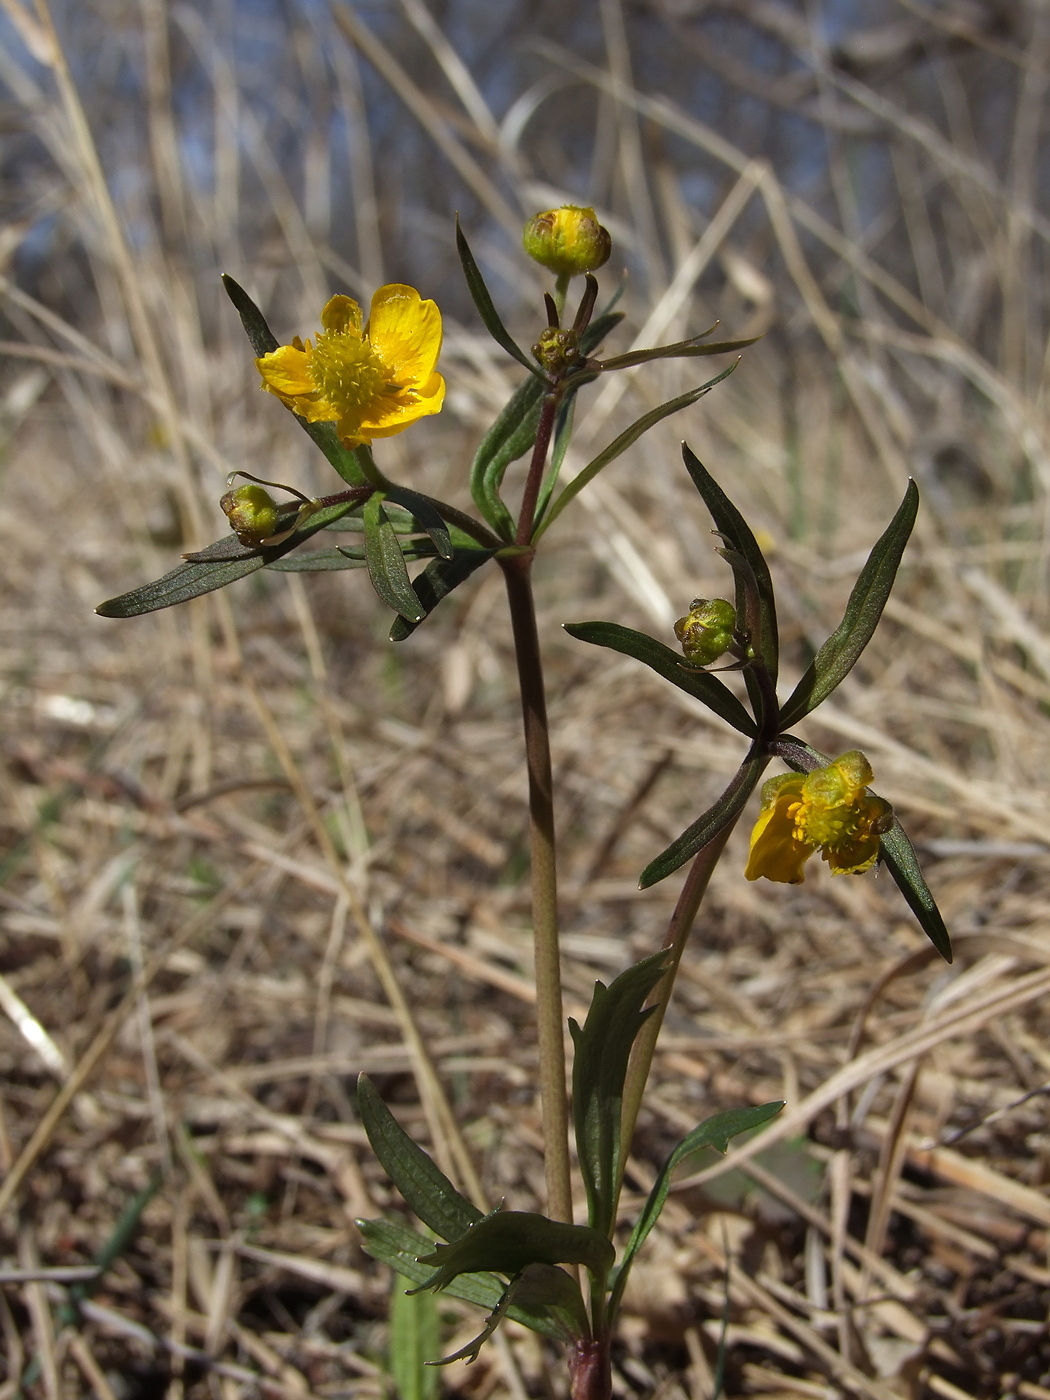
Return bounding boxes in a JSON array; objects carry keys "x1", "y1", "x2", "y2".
[
  {"x1": 674, "y1": 597, "x2": 736, "y2": 667},
  {"x1": 532, "y1": 326, "x2": 583, "y2": 376},
  {"x1": 220, "y1": 483, "x2": 281, "y2": 546},
  {"x1": 523, "y1": 206, "x2": 612, "y2": 277}
]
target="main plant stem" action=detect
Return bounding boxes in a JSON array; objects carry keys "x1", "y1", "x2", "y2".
[
  {"x1": 617, "y1": 819, "x2": 740, "y2": 1178},
  {"x1": 501, "y1": 548, "x2": 573, "y2": 1225}
]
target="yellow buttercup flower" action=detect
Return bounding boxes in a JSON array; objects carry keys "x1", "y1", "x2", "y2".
[
  {"x1": 745, "y1": 750, "x2": 893, "y2": 884},
  {"x1": 256, "y1": 285, "x2": 445, "y2": 447}
]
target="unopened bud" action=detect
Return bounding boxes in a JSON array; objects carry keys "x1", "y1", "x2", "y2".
[
  {"x1": 674, "y1": 597, "x2": 736, "y2": 667},
  {"x1": 221, "y1": 483, "x2": 281, "y2": 546},
  {"x1": 523, "y1": 206, "x2": 612, "y2": 278}
]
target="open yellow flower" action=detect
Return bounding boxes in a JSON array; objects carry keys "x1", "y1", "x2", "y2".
[
  {"x1": 745, "y1": 750, "x2": 893, "y2": 884},
  {"x1": 256, "y1": 285, "x2": 445, "y2": 447}
]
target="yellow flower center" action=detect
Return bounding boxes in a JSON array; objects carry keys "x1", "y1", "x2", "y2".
[{"x1": 310, "y1": 330, "x2": 398, "y2": 417}]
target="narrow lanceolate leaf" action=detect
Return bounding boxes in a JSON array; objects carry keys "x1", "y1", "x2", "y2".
[
  {"x1": 357, "y1": 1218, "x2": 576, "y2": 1343},
  {"x1": 364, "y1": 495, "x2": 425, "y2": 623},
  {"x1": 608, "y1": 1102, "x2": 783, "y2": 1319},
  {"x1": 570, "y1": 952, "x2": 670, "y2": 1237},
  {"x1": 470, "y1": 371, "x2": 546, "y2": 539},
  {"x1": 429, "y1": 1264, "x2": 587, "y2": 1367},
  {"x1": 639, "y1": 750, "x2": 768, "y2": 889},
  {"x1": 597, "y1": 336, "x2": 759, "y2": 371},
  {"x1": 412, "y1": 1212, "x2": 614, "y2": 1293},
  {"x1": 681, "y1": 446, "x2": 779, "y2": 703},
  {"x1": 389, "y1": 547, "x2": 498, "y2": 641},
  {"x1": 563, "y1": 622, "x2": 756, "y2": 737},
  {"x1": 777, "y1": 481, "x2": 919, "y2": 732},
  {"x1": 389, "y1": 1283, "x2": 440, "y2": 1400},
  {"x1": 878, "y1": 820, "x2": 953, "y2": 963},
  {"x1": 96, "y1": 497, "x2": 364, "y2": 617},
  {"x1": 357, "y1": 1076, "x2": 483, "y2": 1242},
  {"x1": 455, "y1": 219, "x2": 545, "y2": 380},
  {"x1": 538, "y1": 366, "x2": 738, "y2": 539},
  {"x1": 221, "y1": 275, "x2": 367, "y2": 486},
  {"x1": 380, "y1": 483, "x2": 453, "y2": 560}
]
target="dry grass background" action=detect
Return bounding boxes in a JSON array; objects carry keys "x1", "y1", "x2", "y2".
[{"x1": 2, "y1": 0, "x2": 1050, "y2": 1396}]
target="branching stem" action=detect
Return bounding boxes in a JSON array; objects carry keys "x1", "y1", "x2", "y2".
[{"x1": 500, "y1": 549, "x2": 572, "y2": 1225}]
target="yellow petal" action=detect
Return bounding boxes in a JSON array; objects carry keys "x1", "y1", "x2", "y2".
[
  {"x1": 366, "y1": 284, "x2": 442, "y2": 388},
  {"x1": 356, "y1": 373, "x2": 446, "y2": 440},
  {"x1": 256, "y1": 344, "x2": 316, "y2": 398},
  {"x1": 321, "y1": 295, "x2": 363, "y2": 336},
  {"x1": 744, "y1": 791, "x2": 813, "y2": 883}
]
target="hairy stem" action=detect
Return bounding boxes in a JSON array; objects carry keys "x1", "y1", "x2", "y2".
[
  {"x1": 569, "y1": 1337, "x2": 611, "y2": 1400},
  {"x1": 500, "y1": 550, "x2": 572, "y2": 1224},
  {"x1": 516, "y1": 391, "x2": 561, "y2": 546},
  {"x1": 617, "y1": 817, "x2": 742, "y2": 1179}
]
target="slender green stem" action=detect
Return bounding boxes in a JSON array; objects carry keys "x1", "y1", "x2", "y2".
[
  {"x1": 500, "y1": 549, "x2": 573, "y2": 1225},
  {"x1": 516, "y1": 391, "x2": 561, "y2": 546},
  {"x1": 617, "y1": 816, "x2": 744, "y2": 1180},
  {"x1": 553, "y1": 272, "x2": 572, "y2": 321}
]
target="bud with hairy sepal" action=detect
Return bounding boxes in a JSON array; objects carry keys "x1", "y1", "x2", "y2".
[
  {"x1": 220, "y1": 483, "x2": 281, "y2": 546},
  {"x1": 523, "y1": 206, "x2": 612, "y2": 277},
  {"x1": 674, "y1": 597, "x2": 737, "y2": 667}
]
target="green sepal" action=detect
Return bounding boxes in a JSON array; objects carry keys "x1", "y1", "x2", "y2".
[
  {"x1": 221, "y1": 275, "x2": 367, "y2": 487},
  {"x1": 96, "y1": 496, "x2": 364, "y2": 617},
  {"x1": 363, "y1": 494, "x2": 425, "y2": 623},
  {"x1": 537, "y1": 364, "x2": 738, "y2": 539},
  {"x1": 639, "y1": 750, "x2": 768, "y2": 889},
  {"x1": 455, "y1": 219, "x2": 546, "y2": 382},
  {"x1": 773, "y1": 736, "x2": 952, "y2": 962},
  {"x1": 570, "y1": 951, "x2": 670, "y2": 1237},
  {"x1": 359, "y1": 1218, "x2": 579, "y2": 1344},
  {"x1": 378, "y1": 484, "x2": 453, "y2": 560},
  {"x1": 389, "y1": 547, "x2": 499, "y2": 641},
  {"x1": 357, "y1": 1075, "x2": 483, "y2": 1242},
  {"x1": 608, "y1": 1102, "x2": 783, "y2": 1319},
  {"x1": 597, "y1": 335, "x2": 759, "y2": 372},
  {"x1": 411, "y1": 1211, "x2": 614, "y2": 1293},
  {"x1": 563, "y1": 622, "x2": 756, "y2": 737},
  {"x1": 776, "y1": 481, "x2": 919, "y2": 732},
  {"x1": 681, "y1": 446, "x2": 779, "y2": 714},
  {"x1": 389, "y1": 1282, "x2": 440, "y2": 1399}
]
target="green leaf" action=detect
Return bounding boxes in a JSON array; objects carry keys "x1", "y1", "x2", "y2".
[
  {"x1": 639, "y1": 751, "x2": 768, "y2": 889},
  {"x1": 680, "y1": 446, "x2": 779, "y2": 710},
  {"x1": 358, "y1": 1218, "x2": 576, "y2": 1343},
  {"x1": 563, "y1": 621, "x2": 756, "y2": 737},
  {"x1": 470, "y1": 372, "x2": 545, "y2": 539},
  {"x1": 537, "y1": 366, "x2": 738, "y2": 539},
  {"x1": 412, "y1": 1211, "x2": 614, "y2": 1293},
  {"x1": 96, "y1": 497, "x2": 364, "y2": 617},
  {"x1": 455, "y1": 219, "x2": 545, "y2": 381},
  {"x1": 389, "y1": 547, "x2": 498, "y2": 641},
  {"x1": 428, "y1": 1263, "x2": 587, "y2": 1367},
  {"x1": 878, "y1": 819, "x2": 953, "y2": 963},
  {"x1": 357, "y1": 1076, "x2": 482, "y2": 1242},
  {"x1": 364, "y1": 495, "x2": 426, "y2": 623},
  {"x1": 777, "y1": 481, "x2": 919, "y2": 732},
  {"x1": 221, "y1": 275, "x2": 368, "y2": 487},
  {"x1": 597, "y1": 335, "x2": 759, "y2": 372},
  {"x1": 469, "y1": 310, "x2": 624, "y2": 539},
  {"x1": 570, "y1": 952, "x2": 670, "y2": 1236},
  {"x1": 608, "y1": 1102, "x2": 783, "y2": 1319},
  {"x1": 378, "y1": 483, "x2": 454, "y2": 561},
  {"x1": 389, "y1": 1281, "x2": 440, "y2": 1400}
]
